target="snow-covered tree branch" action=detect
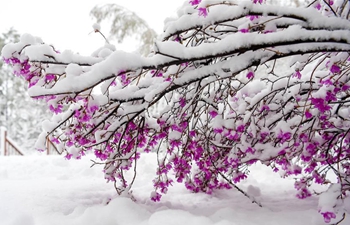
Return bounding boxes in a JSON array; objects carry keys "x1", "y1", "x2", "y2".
[{"x1": 2, "y1": 0, "x2": 350, "y2": 223}]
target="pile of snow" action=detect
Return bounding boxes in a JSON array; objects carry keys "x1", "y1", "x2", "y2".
[{"x1": 0, "y1": 153, "x2": 347, "y2": 225}]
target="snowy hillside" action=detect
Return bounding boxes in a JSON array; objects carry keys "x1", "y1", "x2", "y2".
[{"x1": 0, "y1": 153, "x2": 347, "y2": 225}]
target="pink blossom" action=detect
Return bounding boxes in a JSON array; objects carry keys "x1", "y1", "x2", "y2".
[
  {"x1": 325, "y1": 91, "x2": 336, "y2": 102},
  {"x1": 198, "y1": 7, "x2": 208, "y2": 17},
  {"x1": 209, "y1": 110, "x2": 218, "y2": 118},
  {"x1": 277, "y1": 131, "x2": 291, "y2": 144},
  {"x1": 179, "y1": 97, "x2": 186, "y2": 108},
  {"x1": 51, "y1": 138, "x2": 60, "y2": 144},
  {"x1": 292, "y1": 70, "x2": 301, "y2": 79},
  {"x1": 248, "y1": 15, "x2": 259, "y2": 21},
  {"x1": 66, "y1": 141, "x2": 74, "y2": 147},
  {"x1": 94, "y1": 149, "x2": 108, "y2": 160},
  {"x1": 296, "y1": 188, "x2": 311, "y2": 199},
  {"x1": 65, "y1": 153, "x2": 73, "y2": 160},
  {"x1": 151, "y1": 191, "x2": 162, "y2": 202},
  {"x1": 246, "y1": 71, "x2": 254, "y2": 79},
  {"x1": 312, "y1": 171, "x2": 324, "y2": 184},
  {"x1": 49, "y1": 104, "x2": 63, "y2": 114},
  {"x1": 321, "y1": 211, "x2": 336, "y2": 223},
  {"x1": 320, "y1": 79, "x2": 333, "y2": 86},
  {"x1": 260, "y1": 105, "x2": 270, "y2": 112},
  {"x1": 310, "y1": 97, "x2": 331, "y2": 113},
  {"x1": 315, "y1": 3, "x2": 321, "y2": 10},
  {"x1": 164, "y1": 77, "x2": 172, "y2": 82},
  {"x1": 239, "y1": 28, "x2": 249, "y2": 33},
  {"x1": 245, "y1": 147, "x2": 255, "y2": 154},
  {"x1": 189, "y1": 130, "x2": 196, "y2": 137},
  {"x1": 170, "y1": 139, "x2": 181, "y2": 148},
  {"x1": 341, "y1": 84, "x2": 350, "y2": 91},
  {"x1": 189, "y1": 0, "x2": 201, "y2": 5},
  {"x1": 330, "y1": 64, "x2": 340, "y2": 74},
  {"x1": 45, "y1": 74, "x2": 56, "y2": 82},
  {"x1": 236, "y1": 125, "x2": 245, "y2": 133},
  {"x1": 305, "y1": 110, "x2": 312, "y2": 119},
  {"x1": 233, "y1": 173, "x2": 247, "y2": 183},
  {"x1": 89, "y1": 105, "x2": 99, "y2": 113},
  {"x1": 80, "y1": 113, "x2": 91, "y2": 122},
  {"x1": 213, "y1": 128, "x2": 223, "y2": 134}
]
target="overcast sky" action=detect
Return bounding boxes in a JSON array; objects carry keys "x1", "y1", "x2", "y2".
[{"x1": 0, "y1": 0, "x2": 185, "y2": 55}]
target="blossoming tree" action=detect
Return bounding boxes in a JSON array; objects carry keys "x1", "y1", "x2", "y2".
[{"x1": 2, "y1": 0, "x2": 350, "y2": 223}]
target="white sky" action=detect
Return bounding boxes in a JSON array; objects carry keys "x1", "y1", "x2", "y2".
[{"x1": 0, "y1": 0, "x2": 185, "y2": 55}]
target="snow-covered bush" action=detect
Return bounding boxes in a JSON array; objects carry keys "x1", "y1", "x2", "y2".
[{"x1": 2, "y1": 0, "x2": 350, "y2": 223}]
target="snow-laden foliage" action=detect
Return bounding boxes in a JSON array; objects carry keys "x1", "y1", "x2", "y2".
[
  {"x1": 0, "y1": 28, "x2": 50, "y2": 151},
  {"x1": 2, "y1": 0, "x2": 350, "y2": 223}
]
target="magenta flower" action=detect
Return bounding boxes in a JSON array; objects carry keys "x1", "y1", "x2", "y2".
[
  {"x1": 292, "y1": 70, "x2": 301, "y2": 79},
  {"x1": 233, "y1": 173, "x2": 247, "y2": 183},
  {"x1": 330, "y1": 64, "x2": 340, "y2": 74},
  {"x1": 49, "y1": 104, "x2": 63, "y2": 114},
  {"x1": 89, "y1": 105, "x2": 99, "y2": 113},
  {"x1": 209, "y1": 110, "x2": 218, "y2": 118},
  {"x1": 310, "y1": 97, "x2": 331, "y2": 113},
  {"x1": 248, "y1": 15, "x2": 259, "y2": 21},
  {"x1": 179, "y1": 97, "x2": 186, "y2": 108},
  {"x1": 305, "y1": 110, "x2": 312, "y2": 119},
  {"x1": 315, "y1": 3, "x2": 321, "y2": 10},
  {"x1": 189, "y1": 130, "x2": 196, "y2": 137},
  {"x1": 325, "y1": 91, "x2": 336, "y2": 102},
  {"x1": 51, "y1": 138, "x2": 60, "y2": 144},
  {"x1": 45, "y1": 74, "x2": 56, "y2": 83},
  {"x1": 151, "y1": 191, "x2": 162, "y2": 202},
  {"x1": 320, "y1": 79, "x2": 333, "y2": 86},
  {"x1": 245, "y1": 147, "x2": 255, "y2": 154},
  {"x1": 74, "y1": 110, "x2": 81, "y2": 118},
  {"x1": 66, "y1": 140, "x2": 74, "y2": 147},
  {"x1": 341, "y1": 84, "x2": 350, "y2": 91},
  {"x1": 277, "y1": 131, "x2": 291, "y2": 144},
  {"x1": 236, "y1": 125, "x2": 245, "y2": 133},
  {"x1": 246, "y1": 71, "x2": 254, "y2": 79},
  {"x1": 239, "y1": 28, "x2": 249, "y2": 33},
  {"x1": 65, "y1": 153, "x2": 73, "y2": 160},
  {"x1": 321, "y1": 211, "x2": 336, "y2": 223},
  {"x1": 170, "y1": 139, "x2": 181, "y2": 148},
  {"x1": 213, "y1": 128, "x2": 223, "y2": 134},
  {"x1": 80, "y1": 114, "x2": 91, "y2": 122},
  {"x1": 260, "y1": 105, "x2": 270, "y2": 112},
  {"x1": 296, "y1": 188, "x2": 311, "y2": 199},
  {"x1": 94, "y1": 149, "x2": 108, "y2": 160},
  {"x1": 189, "y1": 0, "x2": 201, "y2": 5},
  {"x1": 198, "y1": 7, "x2": 208, "y2": 17},
  {"x1": 312, "y1": 171, "x2": 324, "y2": 184}
]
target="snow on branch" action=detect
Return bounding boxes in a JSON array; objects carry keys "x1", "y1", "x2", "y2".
[{"x1": 2, "y1": 0, "x2": 350, "y2": 223}]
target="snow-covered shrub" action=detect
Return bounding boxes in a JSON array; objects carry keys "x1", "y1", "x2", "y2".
[{"x1": 2, "y1": 0, "x2": 350, "y2": 223}]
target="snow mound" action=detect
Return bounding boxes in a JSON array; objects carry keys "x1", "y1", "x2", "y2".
[{"x1": 0, "y1": 153, "x2": 347, "y2": 225}]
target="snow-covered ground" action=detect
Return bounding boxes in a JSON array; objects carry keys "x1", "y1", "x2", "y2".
[{"x1": 0, "y1": 153, "x2": 348, "y2": 225}]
